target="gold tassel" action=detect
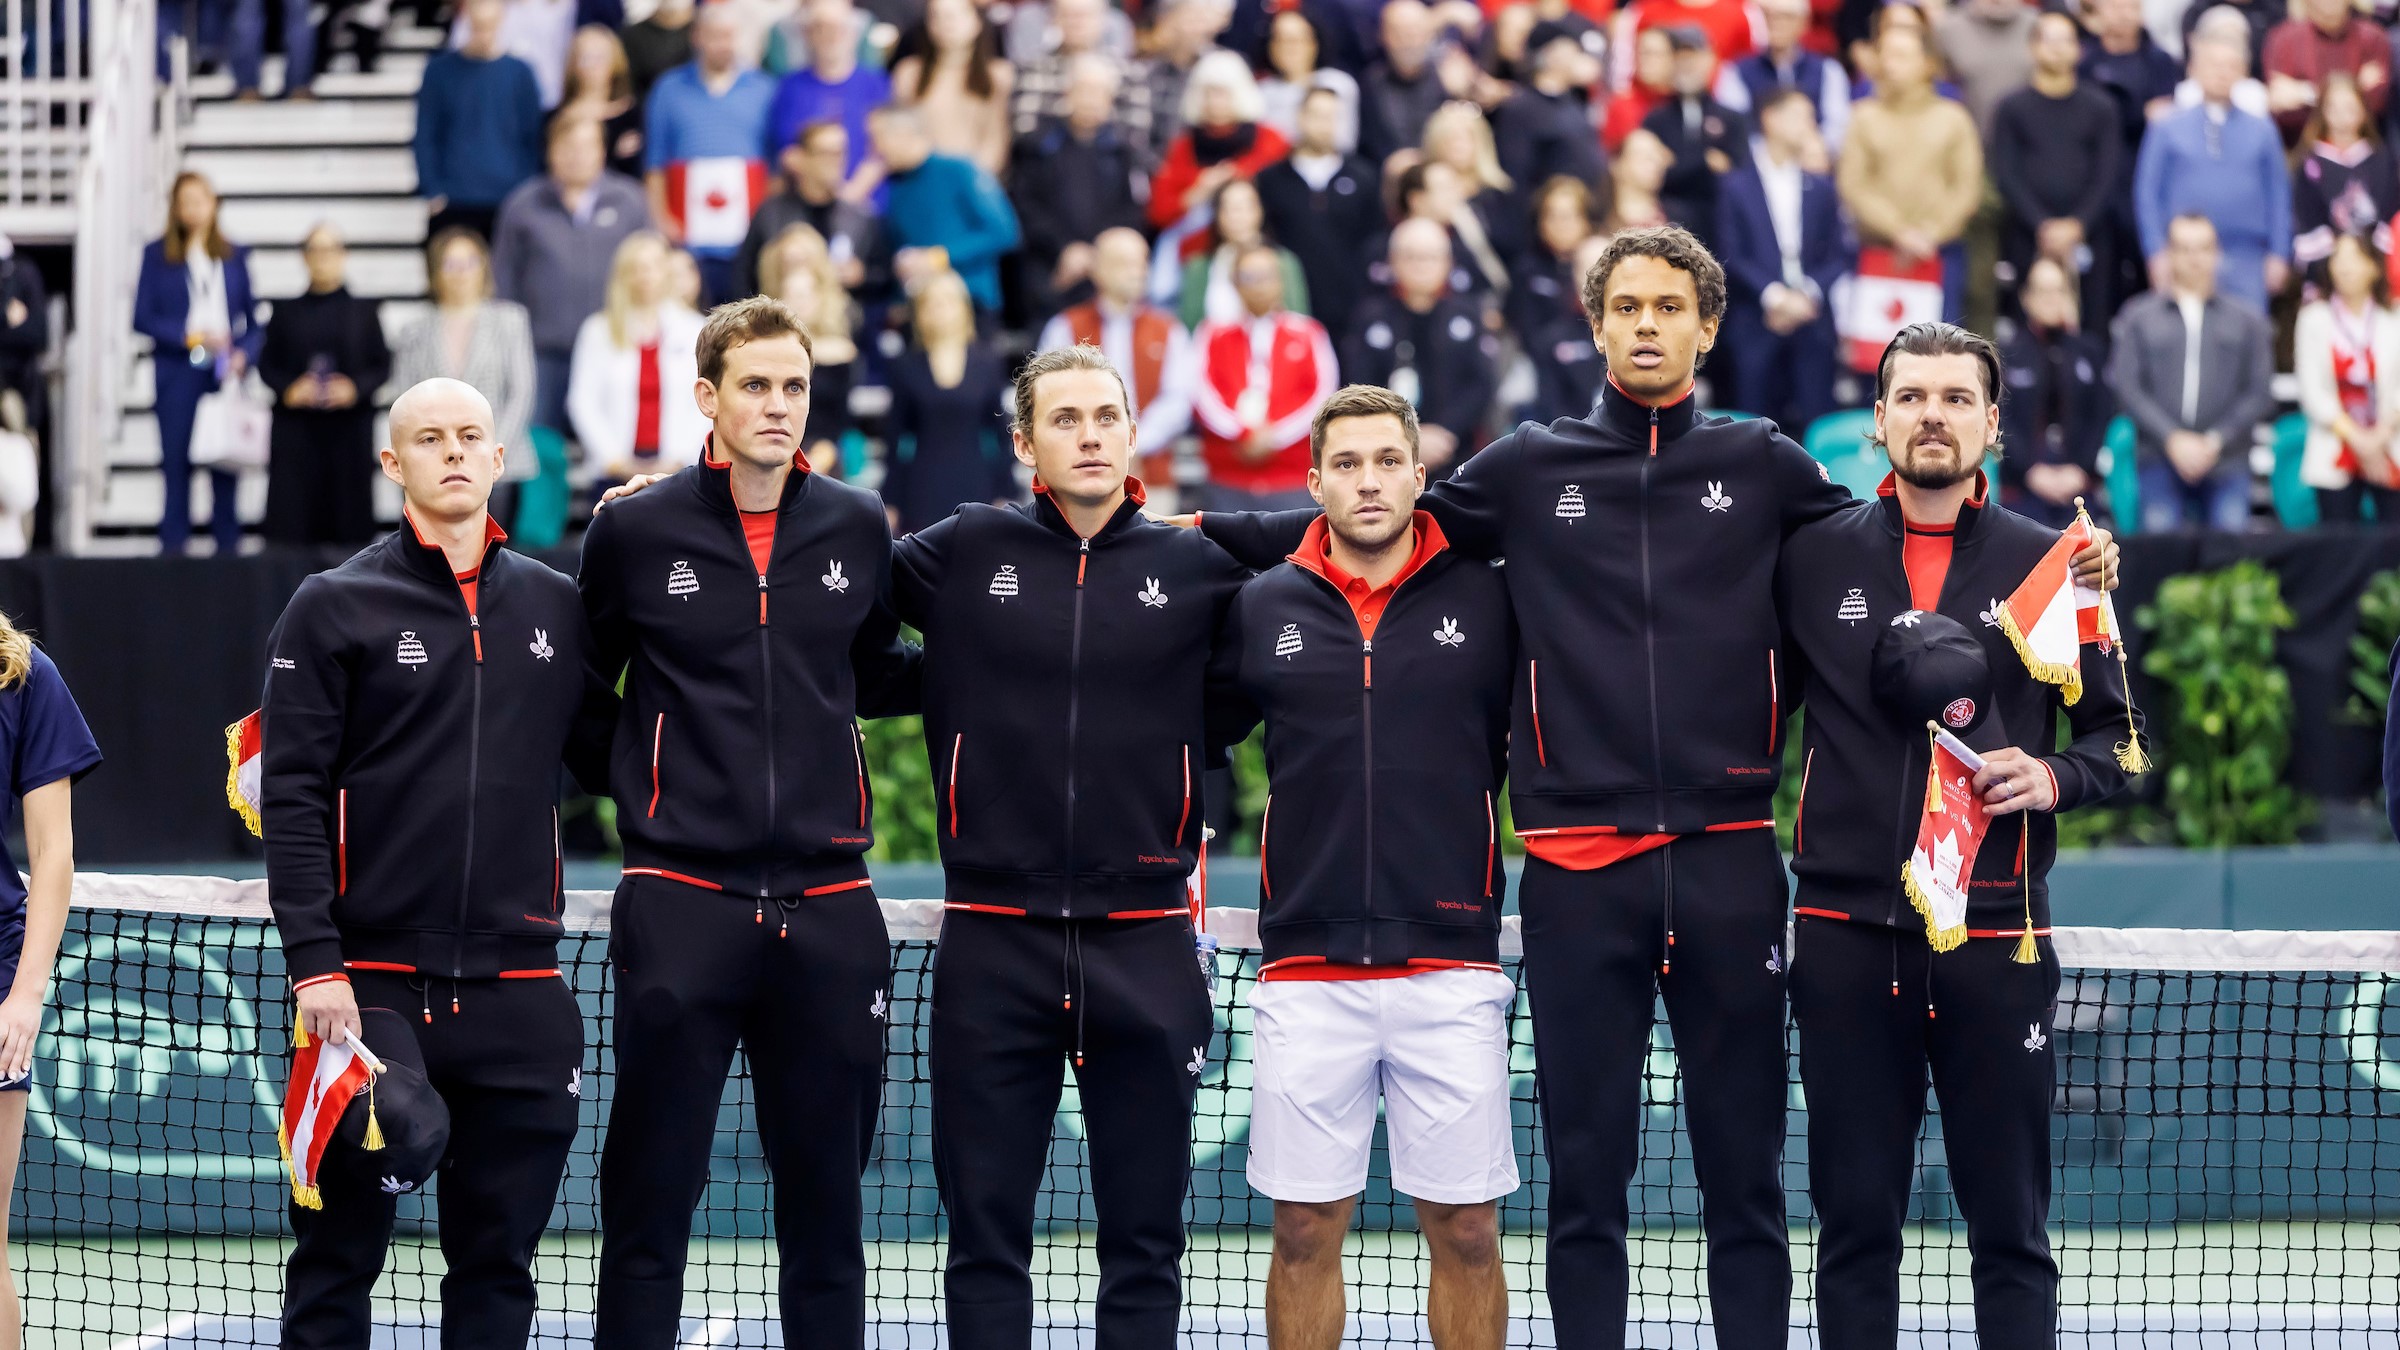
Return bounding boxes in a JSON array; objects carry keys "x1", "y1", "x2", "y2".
[
  {"x1": 224, "y1": 719, "x2": 263, "y2": 838},
  {"x1": 361, "y1": 1075, "x2": 386, "y2": 1152},
  {"x1": 294, "y1": 1021, "x2": 310, "y2": 1050},
  {"x1": 278, "y1": 1118, "x2": 322, "y2": 1209},
  {"x1": 2011, "y1": 817, "x2": 2039, "y2": 964},
  {"x1": 1994, "y1": 603, "x2": 2084, "y2": 706},
  {"x1": 2111, "y1": 645, "x2": 2150, "y2": 772}
]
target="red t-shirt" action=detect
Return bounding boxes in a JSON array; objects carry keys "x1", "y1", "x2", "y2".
[
  {"x1": 1903, "y1": 523, "x2": 1954, "y2": 611},
  {"x1": 740, "y1": 509, "x2": 776, "y2": 576},
  {"x1": 633, "y1": 340, "x2": 662, "y2": 455}
]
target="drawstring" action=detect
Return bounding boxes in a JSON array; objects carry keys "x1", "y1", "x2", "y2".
[
  {"x1": 413, "y1": 975, "x2": 431, "y2": 1024},
  {"x1": 774, "y1": 897, "x2": 797, "y2": 940},
  {"x1": 1659, "y1": 845, "x2": 1676, "y2": 977},
  {"x1": 755, "y1": 898, "x2": 764, "y2": 926},
  {"x1": 451, "y1": 978, "x2": 460, "y2": 1017},
  {"x1": 1065, "y1": 924, "x2": 1089, "y2": 1069},
  {"x1": 1890, "y1": 930, "x2": 1900, "y2": 1001},
  {"x1": 1923, "y1": 944, "x2": 1936, "y2": 1021}
]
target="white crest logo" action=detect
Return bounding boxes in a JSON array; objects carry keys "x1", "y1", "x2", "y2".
[
  {"x1": 1187, "y1": 1046, "x2": 1206, "y2": 1075},
  {"x1": 1702, "y1": 482, "x2": 1732, "y2": 513},
  {"x1": 1980, "y1": 598, "x2": 2004, "y2": 629},
  {"x1": 871, "y1": 989, "x2": 888, "y2": 1020},
  {"x1": 1555, "y1": 484, "x2": 1586, "y2": 521},
  {"x1": 1837, "y1": 589, "x2": 1869, "y2": 625},
  {"x1": 989, "y1": 565, "x2": 1020, "y2": 599},
  {"x1": 529, "y1": 629, "x2": 554, "y2": 662},
  {"x1": 1434, "y1": 617, "x2": 1464, "y2": 647},
  {"x1": 567, "y1": 1067, "x2": 581, "y2": 1098},
  {"x1": 396, "y1": 632, "x2": 427, "y2": 667},
  {"x1": 1274, "y1": 624, "x2": 1304, "y2": 659},
  {"x1": 1765, "y1": 945, "x2": 1784, "y2": 975},
  {"x1": 1139, "y1": 578, "x2": 1168, "y2": 608},
  {"x1": 2024, "y1": 1023, "x2": 2048, "y2": 1052},
  {"x1": 380, "y1": 1175, "x2": 414, "y2": 1195},
  {"x1": 823, "y1": 560, "x2": 849, "y2": 593},
  {"x1": 1890, "y1": 610, "x2": 1923, "y2": 628},
  {"x1": 668, "y1": 561, "x2": 699, "y2": 597}
]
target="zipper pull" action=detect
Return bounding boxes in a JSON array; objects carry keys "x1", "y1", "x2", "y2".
[
  {"x1": 1076, "y1": 537, "x2": 1089, "y2": 588},
  {"x1": 1649, "y1": 406, "x2": 1660, "y2": 457},
  {"x1": 1362, "y1": 639, "x2": 1373, "y2": 689},
  {"x1": 758, "y1": 573, "x2": 768, "y2": 626}
]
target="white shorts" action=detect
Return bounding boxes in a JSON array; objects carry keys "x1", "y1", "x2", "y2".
[{"x1": 1245, "y1": 966, "x2": 1521, "y2": 1206}]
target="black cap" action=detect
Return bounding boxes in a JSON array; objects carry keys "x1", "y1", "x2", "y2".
[
  {"x1": 1869, "y1": 610, "x2": 2009, "y2": 753},
  {"x1": 325, "y1": 1008, "x2": 450, "y2": 1198},
  {"x1": 1662, "y1": 23, "x2": 1711, "y2": 53},
  {"x1": 1526, "y1": 18, "x2": 1586, "y2": 55}
]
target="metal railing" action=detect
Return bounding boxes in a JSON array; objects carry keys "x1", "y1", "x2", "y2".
[
  {"x1": 59, "y1": 0, "x2": 179, "y2": 553},
  {"x1": 1, "y1": 0, "x2": 91, "y2": 239}
]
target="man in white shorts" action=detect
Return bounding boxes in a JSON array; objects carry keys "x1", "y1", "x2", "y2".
[{"x1": 1213, "y1": 384, "x2": 1519, "y2": 1349}]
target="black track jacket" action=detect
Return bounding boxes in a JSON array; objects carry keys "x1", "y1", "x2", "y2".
[
  {"x1": 263, "y1": 519, "x2": 618, "y2": 984},
  {"x1": 579, "y1": 449, "x2": 919, "y2": 898},
  {"x1": 1201, "y1": 381, "x2": 1853, "y2": 834},
  {"x1": 891, "y1": 481, "x2": 1251, "y2": 919},
  {"x1": 1222, "y1": 514, "x2": 1515, "y2": 970},
  {"x1": 1777, "y1": 482, "x2": 2138, "y2": 931}
]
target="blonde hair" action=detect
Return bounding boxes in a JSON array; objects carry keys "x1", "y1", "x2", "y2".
[
  {"x1": 1423, "y1": 101, "x2": 1513, "y2": 193},
  {"x1": 911, "y1": 269, "x2": 977, "y2": 348},
  {"x1": 603, "y1": 231, "x2": 670, "y2": 348},
  {"x1": 1013, "y1": 342, "x2": 1129, "y2": 432},
  {"x1": 163, "y1": 171, "x2": 234, "y2": 265},
  {"x1": 0, "y1": 613, "x2": 31, "y2": 691},
  {"x1": 759, "y1": 222, "x2": 858, "y2": 361}
]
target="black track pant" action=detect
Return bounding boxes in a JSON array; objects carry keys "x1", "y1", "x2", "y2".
[
  {"x1": 282, "y1": 971, "x2": 584, "y2": 1350},
  {"x1": 930, "y1": 911, "x2": 1214, "y2": 1350},
  {"x1": 1790, "y1": 915, "x2": 2062, "y2": 1350},
  {"x1": 593, "y1": 876, "x2": 892, "y2": 1350},
  {"x1": 1519, "y1": 829, "x2": 1792, "y2": 1350}
]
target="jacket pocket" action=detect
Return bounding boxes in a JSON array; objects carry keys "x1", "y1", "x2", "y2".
[
  {"x1": 552, "y1": 807, "x2": 562, "y2": 915},
  {"x1": 1176, "y1": 744, "x2": 1193, "y2": 848},
  {"x1": 1259, "y1": 794, "x2": 1273, "y2": 900},
  {"x1": 1793, "y1": 747, "x2": 1814, "y2": 856},
  {"x1": 1530, "y1": 661, "x2": 1547, "y2": 767},
  {"x1": 947, "y1": 733, "x2": 963, "y2": 838},
  {"x1": 337, "y1": 788, "x2": 348, "y2": 896},
  {"x1": 852, "y1": 725, "x2": 869, "y2": 830},
  {"x1": 1767, "y1": 650, "x2": 1780, "y2": 756},
  {"x1": 646, "y1": 712, "x2": 665, "y2": 819},
  {"x1": 1485, "y1": 790, "x2": 1497, "y2": 899}
]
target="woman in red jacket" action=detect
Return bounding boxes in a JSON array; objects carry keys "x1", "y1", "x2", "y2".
[{"x1": 1149, "y1": 49, "x2": 1293, "y2": 233}]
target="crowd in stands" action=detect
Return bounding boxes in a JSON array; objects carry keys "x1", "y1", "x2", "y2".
[{"x1": 134, "y1": 0, "x2": 2400, "y2": 551}]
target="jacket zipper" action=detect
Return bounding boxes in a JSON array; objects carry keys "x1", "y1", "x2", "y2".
[
  {"x1": 1361, "y1": 634, "x2": 1374, "y2": 964},
  {"x1": 1063, "y1": 537, "x2": 1089, "y2": 916},
  {"x1": 1639, "y1": 404, "x2": 1667, "y2": 831},
  {"x1": 455, "y1": 559, "x2": 487, "y2": 996},
  {"x1": 745, "y1": 515, "x2": 776, "y2": 899}
]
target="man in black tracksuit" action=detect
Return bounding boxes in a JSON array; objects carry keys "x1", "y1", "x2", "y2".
[
  {"x1": 579, "y1": 299, "x2": 919, "y2": 1350},
  {"x1": 1195, "y1": 228, "x2": 2122, "y2": 1348},
  {"x1": 265, "y1": 378, "x2": 618, "y2": 1349},
  {"x1": 888, "y1": 344, "x2": 1250, "y2": 1350},
  {"x1": 1340, "y1": 218, "x2": 1500, "y2": 468},
  {"x1": 1217, "y1": 386, "x2": 1518, "y2": 1350},
  {"x1": 1777, "y1": 324, "x2": 2139, "y2": 1349}
]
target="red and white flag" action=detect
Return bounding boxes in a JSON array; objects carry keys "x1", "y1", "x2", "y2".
[
  {"x1": 1835, "y1": 247, "x2": 1945, "y2": 373},
  {"x1": 280, "y1": 1033, "x2": 384, "y2": 1210},
  {"x1": 1995, "y1": 516, "x2": 2094, "y2": 705},
  {"x1": 226, "y1": 711, "x2": 262, "y2": 837},
  {"x1": 1901, "y1": 726, "x2": 1991, "y2": 952},
  {"x1": 667, "y1": 157, "x2": 767, "y2": 250}
]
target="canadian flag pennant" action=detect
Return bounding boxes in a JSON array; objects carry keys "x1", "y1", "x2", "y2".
[
  {"x1": 1833, "y1": 247, "x2": 1945, "y2": 374},
  {"x1": 226, "y1": 711, "x2": 263, "y2": 837},
  {"x1": 280, "y1": 1034, "x2": 385, "y2": 1210},
  {"x1": 1901, "y1": 725, "x2": 1990, "y2": 953},
  {"x1": 1995, "y1": 517, "x2": 2091, "y2": 706},
  {"x1": 668, "y1": 157, "x2": 767, "y2": 250}
]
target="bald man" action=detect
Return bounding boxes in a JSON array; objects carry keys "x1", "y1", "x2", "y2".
[
  {"x1": 264, "y1": 378, "x2": 619, "y2": 1350},
  {"x1": 1034, "y1": 227, "x2": 1193, "y2": 494}
]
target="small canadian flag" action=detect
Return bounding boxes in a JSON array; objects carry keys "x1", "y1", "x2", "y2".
[
  {"x1": 281, "y1": 1030, "x2": 386, "y2": 1210},
  {"x1": 1901, "y1": 725, "x2": 1991, "y2": 953},
  {"x1": 227, "y1": 711, "x2": 264, "y2": 837},
  {"x1": 1993, "y1": 504, "x2": 2150, "y2": 773}
]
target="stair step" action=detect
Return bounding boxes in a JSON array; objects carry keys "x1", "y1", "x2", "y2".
[
  {"x1": 186, "y1": 98, "x2": 417, "y2": 147},
  {"x1": 217, "y1": 197, "x2": 430, "y2": 248},
  {"x1": 186, "y1": 60, "x2": 425, "y2": 102},
  {"x1": 246, "y1": 246, "x2": 428, "y2": 301},
  {"x1": 104, "y1": 410, "x2": 394, "y2": 472},
  {"x1": 181, "y1": 146, "x2": 418, "y2": 198}
]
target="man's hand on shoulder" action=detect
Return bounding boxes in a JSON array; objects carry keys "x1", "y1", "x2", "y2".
[{"x1": 595, "y1": 473, "x2": 672, "y2": 511}]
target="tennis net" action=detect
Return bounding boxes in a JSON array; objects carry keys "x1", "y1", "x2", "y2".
[{"x1": 19, "y1": 874, "x2": 2400, "y2": 1348}]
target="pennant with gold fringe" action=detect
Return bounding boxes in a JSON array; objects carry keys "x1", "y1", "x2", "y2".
[
  {"x1": 1900, "y1": 723, "x2": 1991, "y2": 953},
  {"x1": 2071, "y1": 498, "x2": 2152, "y2": 774}
]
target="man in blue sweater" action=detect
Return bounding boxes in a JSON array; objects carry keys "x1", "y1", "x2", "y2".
[
  {"x1": 2132, "y1": 25, "x2": 2291, "y2": 311},
  {"x1": 645, "y1": 3, "x2": 779, "y2": 306},
  {"x1": 866, "y1": 105, "x2": 1022, "y2": 316},
  {"x1": 414, "y1": 0, "x2": 547, "y2": 244}
]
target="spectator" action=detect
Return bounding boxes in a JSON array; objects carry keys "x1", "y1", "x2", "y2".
[
  {"x1": 1000, "y1": 0, "x2": 1135, "y2": 67},
  {"x1": 1140, "y1": 0, "x2": 1235, "y2": 162},
  {"x1": 2173, "y1": 5, "x2": 2270, "y2": 120},
  {"x1": 1991, "y1": 11, "x2": 2123, "y2": 320},
  {"x1": 1716, "y1": 0, "x2": 1850, "y2": 152},
  {"x1": 2080, "y1": 0, "x2": 2182, "y2": 156},
  {"x1": 416, "y1": 0, "x2": 548, "y2": 244},
  {"x1": 0, "y1": 392, "x2": 36, "y2": 558},
  {"x1": 1603, "y1": 127, "x2": 1676, "y2": 232},
  {"x1": 1931, "y1": 0, "x2": 2036, "y2": 136},
  {"x1": 1525, "y1": 232, "x2": 1612, "y2": 420},
  {"x1": 1010, "y1": 54, "x2": 1148, "y2": 321},
  {"x1": 1510, "y1": 175, "x2": 1600, "y2": 347},
  {"x1": 1035, "y1": 227, "x2": 1196, "y2": 494},
  {"x1": 1492, "y1": 24, "x2": 1610, "y2": 195},
  {"x1": 2109, "y1": 213, "x2": 2277, "y2": 531},
  {"x1": 1256, "y1": 84, "x2": 1384, "y2": 336},
  {"x1": 1482, "y1": 0, "x2": 1603, "y2": 84},
  {"x1": 447, "y1": 0, "x2": 578, "y2": 108},
  {"x1": 1642, "y1": 25, "x2": 1750, "y2": 248},
  {"x1": 391, "y1": 228, "x2": 539, "y2": 525},
  {"x1": 0, "y1": 236, "x2": 46, "y2": 468},
  {"x1": 890, "y1": 0, "x2": 1015, "y2": 177},
  {"x1": 768, "y1": 0, "x2": 894, "y2": 183},
  {"x1": 1179, "y1": 177, "x2": 1311, "y2": 329},
  {"x1": 568, "y1": 232, "x2": 709, "y2": 489},
  {"x1": 880, "y1": 270, "x2": 1015, "y2": 532},
  {"x1": 492, "y1": 115, "x2": 649, "y2": 474},
  {"x1": 1613, "y1": 0, "x2": 1763, "y2": 84},
  {"x1": 2293, "y1": 73, "x2": 2398, "y2": 279},
  {"x1": 757, "y1": 222, "x2": 862, "y2": 476},
  {"x1": 1191, "y1": 242, "x2": 1339, "y2": 509},
  {"x1": 1359, "y1": 0, "x2": 1454, "y2": 163},
  {"x1": 1150, "y1": 50, "x2": 1292, "y2": 233},
  {"x1": 1012, "y1": 0, "x2": 1162, "y2": 152},
  {"x1": 1604, "y1": 26, "x2": 1677, "y2": 152},
  {"x1": 2179, "y1": 0, "x2": 2279, "y2": 67},
  {"x1": 622, "y1": 0, "x2": 696, "y2": 101},
  {"x1": 869, "y1": 106, "x2": 1023, "y2": 314},
  {"x1": 2260, "y1": 0, "x2": 2389, "y2": 144},
  {"x1": 257, "y1": 225, "x2": 391, "y2": 548},
  {"x1": 761, "y1": 0, "x2": 871, "y2": 77},
  {"x1": 229, "y1": 0, "x2": 315, "y2": 100},
  {"x1": 665, "y1": 247, "x2": 705, "y2": 308},
  {"x1": 1422, "y1": 100, "x2": 1529, "y2": 277},
  {"x1": 2135, "y1": 21, "x2": 2292, "y2": 310},
  {"x1": 1341, "y1": 218, "x2": 1497, "y2": 468},
  {"x1": 1999, "y1": 256, "x2": 2112, "y2": 528},
  {"x1": 1839, "y1": 22, "x2": 1980, "y2": 320},
  {"x1": 559, "y1": 25, "x2": 645, "y2": 179},
  {"x1": 1716, "y1": 85, "x2": 1845, "y2": 433},
  {"x1": 1256, "y1": 8, "x2": 1360, "y2": 154},
  {"x1": 133, "y1": 172, "x2": 263, "y2": 556},
  {"x1": 739, "y1": 119, "x2": 887, "y2": 296},
  {"x1": 2294, "y1": 232, "x2": 2400, "y2": 523},
  {"x1": 644, "y1": 3, "x2": 778, "y2": 306}
]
